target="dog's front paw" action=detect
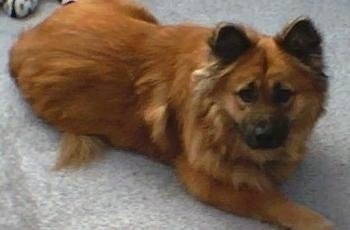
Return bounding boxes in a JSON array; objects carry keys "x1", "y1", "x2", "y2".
[
  {"x1": 291, "y1": 215, "x2": 335, "y2": 230},
  {"x1": 274, "y1": 202, "x2": 335, "y2": 230}
]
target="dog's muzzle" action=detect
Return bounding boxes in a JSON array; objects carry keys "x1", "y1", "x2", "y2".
[{"x1": 241, "y1": 117, "x2": 289, "y2": 150}]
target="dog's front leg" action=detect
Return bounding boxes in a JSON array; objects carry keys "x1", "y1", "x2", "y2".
[{"x1": 176, "y1": 156, "x2": 334, "y2": 230}]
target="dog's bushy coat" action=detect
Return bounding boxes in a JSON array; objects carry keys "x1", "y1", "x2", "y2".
[{"x1": 10, "y1": 0, "x2": 333, "y2": 229}]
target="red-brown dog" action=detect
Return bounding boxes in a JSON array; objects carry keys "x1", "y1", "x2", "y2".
[{"x1": 10, "y1": 0, "x2": 333, "y2": 229}]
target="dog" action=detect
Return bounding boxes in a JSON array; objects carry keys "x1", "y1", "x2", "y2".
[{"x1": 9, "y1": 0, "x2": 334, "y2": 229}]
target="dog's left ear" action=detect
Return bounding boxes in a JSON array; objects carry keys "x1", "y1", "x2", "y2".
[
  {"x1": 209, "y1": 23, "x2": 252, "y2": 64},
  {"x1": 277, "y1": 17, "x2": 323, "y2": 70}
]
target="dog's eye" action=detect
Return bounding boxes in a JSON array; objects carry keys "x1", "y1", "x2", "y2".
[
  {"x1": 273, "y1": 84, "x2": 294, "y2": 104},
  {"x1": 237, "y1": 84, "x2": 257, "y2": 103}
]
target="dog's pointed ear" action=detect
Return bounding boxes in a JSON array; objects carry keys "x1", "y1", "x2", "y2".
[
  {"x1": 209, "y1": 23, "x2": 252, "y2": 64},
  {"x1": 278, "y1": 17, "x2": 323, "y2": 68}
]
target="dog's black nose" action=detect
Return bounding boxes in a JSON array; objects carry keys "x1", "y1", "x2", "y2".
[
  {"x1": 244, "y1": 119, "x2": 289, "y2": 150},
  {"x1": 255, "y1": 122, "x2": 272, "y2": 138},
  {"x1": 253, "y1": 122, "x2": 277, "y2": 149}
]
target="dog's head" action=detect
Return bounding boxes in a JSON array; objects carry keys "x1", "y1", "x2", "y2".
[{"x1": 189, "y1": 17, "x2": 327, "y2": 162}]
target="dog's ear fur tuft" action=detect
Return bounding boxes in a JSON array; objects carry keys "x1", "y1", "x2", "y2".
[
  {"x1": 209, "y1": 23, "x2": 252, "y2": 64},
  {"x1": 277, "y1": 17, "x2": 324, "y2": 72}
]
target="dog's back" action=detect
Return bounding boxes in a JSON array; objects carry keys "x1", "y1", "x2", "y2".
[{"x1": 9, "y1": 0, "x2": 164, "y2": 167}]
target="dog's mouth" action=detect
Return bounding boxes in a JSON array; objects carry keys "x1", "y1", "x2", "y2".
[{"x1": 244, "y1": 134, "x2": 287, "y2": 150}]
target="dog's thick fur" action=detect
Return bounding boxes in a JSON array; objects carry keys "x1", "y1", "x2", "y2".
[{"x1": 9, "y1": 0, "x2": 333, "y2": 229}]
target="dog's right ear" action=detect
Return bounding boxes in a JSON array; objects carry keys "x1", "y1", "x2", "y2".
[{"x1": 209, "y1": 23, "x2": 252, "y2": 64}]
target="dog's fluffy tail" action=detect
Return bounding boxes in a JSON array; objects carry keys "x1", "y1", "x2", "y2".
[{"x1": 54, "y1": 133, "x2": 105, "y2": 170}]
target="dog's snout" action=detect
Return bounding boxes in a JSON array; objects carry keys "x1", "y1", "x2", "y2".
[
  {"x1": 251, "y1": 121, "x2": 280, "y2": 149},
  {"x1": 242, "y1": 117, "x2": 289, "y2": 150},
  {"x1": 254, "y1": 121, "x2": 274, "y2": 142}
]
